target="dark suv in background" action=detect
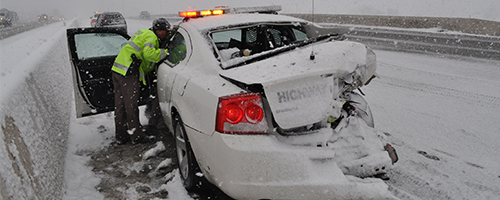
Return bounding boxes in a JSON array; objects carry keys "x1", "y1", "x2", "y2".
[
  {"x1": 140, "y1": 11, "x2": 150, "y2": 19},
  {"x1": 93, "y1": 12, "x2": 127, "y2": 33}
]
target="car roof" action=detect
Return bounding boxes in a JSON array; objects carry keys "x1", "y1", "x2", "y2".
[
  {"x1": 181, "y1": 13, "x2": 308, "y2": 32},
  {"x1": 101, "y1": 12, "x2": 122, "y2": 15}
]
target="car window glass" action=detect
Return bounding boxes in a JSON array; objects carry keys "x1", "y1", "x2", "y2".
[
  {"x1": 212, "y1": 29, "x2": 241, "y2": 48},
  {"x1": 292, "y1": 28, "x2": 307, "y2": 42},
  {"x1": 210, "y1": 24, "x2": 308, "y2": 63},
  {"x1": 74, "y1": 33, "x2": 127, "y2": 60},
  {"x1": 165, "y1": 32, "x2": 186, "y2": 66},
  {"x1": 211, "y1": 29, "x2": 242, "y2": 61}
]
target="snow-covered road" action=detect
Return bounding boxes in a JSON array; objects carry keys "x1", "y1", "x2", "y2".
[
  {"x1": 363, "y1": 51, "x2": 500, "y2": 199},
  {"x1": 1, "y1": 17, "x2": 499, "y2": 199}
]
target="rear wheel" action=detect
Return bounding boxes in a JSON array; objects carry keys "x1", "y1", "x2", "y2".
[{"x1": 173, "y1": 115, "x2": 202, "y2": 190}]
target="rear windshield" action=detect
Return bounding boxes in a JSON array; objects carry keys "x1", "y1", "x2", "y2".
[
  {"x1": 209, "y1": 23, "x2": 308, "y2": 68},
  {"x1": 101, "y1": 13, "x2": 125, "y2": 24},
  {"x1": 104, "y1": 14, "x2": 123, "y2": 20}
]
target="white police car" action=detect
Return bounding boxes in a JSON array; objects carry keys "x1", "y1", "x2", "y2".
[{"x1": 66, "y1": 5, "x2": 398, "y2": 199}]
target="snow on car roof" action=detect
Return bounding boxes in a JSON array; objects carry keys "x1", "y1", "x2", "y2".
[{"x1": 182, "y1": 13, "x2": 309, "y2": 31}]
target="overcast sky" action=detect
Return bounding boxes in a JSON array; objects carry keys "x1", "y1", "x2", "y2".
[{"x1": 2, "y1": 0, "x2": 500, "y2": 22}]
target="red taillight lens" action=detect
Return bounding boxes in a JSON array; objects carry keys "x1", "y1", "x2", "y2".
[
  {"x1": 216, "y1": 93, "x2": 268, "y2": 134},
  {"x1": 245, "y1": 104, "x2": 263, "y2": 123},
  {"x1": 225, "y1": 104, "x2": 244, "y2": 124}
]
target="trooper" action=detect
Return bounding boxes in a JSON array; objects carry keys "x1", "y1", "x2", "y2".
[{"x1": 111, "y1": 18, "x2": 170, "y2": 145}]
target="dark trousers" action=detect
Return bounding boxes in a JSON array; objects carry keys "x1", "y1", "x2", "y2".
[
  {"x1": 112, "y1": 71, "x2": 145, "y2": 142},
  {"x1": 146, "y1": 96, "x2": 163, "y2": 126}
]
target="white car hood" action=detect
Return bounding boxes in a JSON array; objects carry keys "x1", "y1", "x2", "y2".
[{"x1": 220, "y1": 41, "x2": 370, "y2": 129}]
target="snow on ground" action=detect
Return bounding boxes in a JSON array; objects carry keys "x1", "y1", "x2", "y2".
[
  {"x1": 61, "y1": 18, "x2": 195, "y2": 200},
  {"x1": 363, "y1": 51, "x2": 500, "y2": 199},
  {"x1": 63, "y1": 107, "x2": 194, "y2": 200},
  {"x1": 1, "y1": 16, "x2": 500, "y2": 199}
]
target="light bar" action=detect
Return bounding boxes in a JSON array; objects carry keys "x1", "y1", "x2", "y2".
[
  {"x1": 179, "y1": 9, "x2": 227, "y2": 18},
  {"x1": 178, "y1": 5, "x2": 282, "y2": 19},
  {"x1": 230, "y1": 5, "x2": 282, "y2": 14}
]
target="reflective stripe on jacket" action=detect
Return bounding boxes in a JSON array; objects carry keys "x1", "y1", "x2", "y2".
[{"x1": 112, "y1": 29, "x2": 168, "y2": 85}]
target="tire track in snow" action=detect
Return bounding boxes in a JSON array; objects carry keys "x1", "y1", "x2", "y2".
[
  {"x1": 375, "y1": 62, "x2": 500, "y2": 108},
  {"x1": 386, "y1": 166, "x2": 454, "y2": 200},
  {"x1": 368, "y1": 58, "x2": 500, "y2": 199}
]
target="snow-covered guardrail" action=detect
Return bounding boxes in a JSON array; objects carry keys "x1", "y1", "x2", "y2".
[
  {"x1": 0, "y1": 20, "x2": 58, "y2": 40},
  {"x1": 337, "y1": 25, "x2": 500, "y2": 60},
  {"x1": 287, "y1": 14, "x2": 500, "y2": 60},
  {"x1": 0, "y1": 19, "x2": 78, "y2": 200}
]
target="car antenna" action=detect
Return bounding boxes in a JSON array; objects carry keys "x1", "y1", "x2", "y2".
[{"x1": 309, "y1": 0, "x2": 316, "y2": 60}]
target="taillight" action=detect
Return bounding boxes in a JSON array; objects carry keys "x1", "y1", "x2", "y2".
[{"x1": 216, "y1": 93, "x2": 268, "y2": 134}]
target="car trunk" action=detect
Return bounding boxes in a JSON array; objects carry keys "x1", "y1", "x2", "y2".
[{"x1": 219, "y1": 41, "x2": 369, "y2": 132}]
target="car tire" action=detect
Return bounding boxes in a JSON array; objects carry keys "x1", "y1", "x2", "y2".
[{"x1": 173, "y1": 115, "x2": 202, "y2": 190}]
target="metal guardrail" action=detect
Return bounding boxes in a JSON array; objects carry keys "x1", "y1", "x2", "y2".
[
  {"x1": 0, "y1": 21, "x2": 56, "y2": 40},
  {"x1": 322, "y1": 24, "x2": 500, "y2": 60},
  {"x1": 287, "y1": 14, "x2": 500, "y2": 36}
]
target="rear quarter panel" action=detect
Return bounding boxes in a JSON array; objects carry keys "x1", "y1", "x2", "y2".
[
  {"x1": 166, "y1": 24, "x2": 248, "y2": 180},
  {"x1": 170, "y1": 24, "x2": 245, "y2": 137}
]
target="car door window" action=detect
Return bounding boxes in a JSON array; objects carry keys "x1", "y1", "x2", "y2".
[
  {"x1": 74, "y1": 32, "x2": 127, "y2": 60},
  {"x1": 292, "y1": 28, "x2": 307, "y2": 42},
  {"x1": 165, "y1": 32, "x2": 186, "y2": 66}
]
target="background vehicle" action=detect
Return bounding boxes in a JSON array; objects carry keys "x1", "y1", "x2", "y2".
[
  {"x1": 140, "y1": 11, "x2": 150, "y2": 19},
  {"x1": 38, "y1": 14, "x2": 49, "y2": 23},
  {"x1": 0, "y1": 8, "x2": 18, "y2": 27},
  {"x1": 66, "y1": 6, "x2": 398, "y2": 200},
  {"x1": 93, "y1": 12, "x2": 127, "y2": 34},
  {"x1": 90, "y1": 12, "x2": 100, "y2": 26}
]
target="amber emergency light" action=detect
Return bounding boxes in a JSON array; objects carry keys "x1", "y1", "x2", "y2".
[{"x1": 179, "y1": 9, "x2": 227, "y2": 18}]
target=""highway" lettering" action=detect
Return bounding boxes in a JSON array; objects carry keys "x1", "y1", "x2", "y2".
[{"x1": 276, "y1": 84, "x2": 328, "y2": 103}]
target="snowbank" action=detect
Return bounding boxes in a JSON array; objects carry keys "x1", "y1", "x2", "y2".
[
  {"x1": 0, "y1": 19, "x2": 78, "y2": 199},
  {"x1": 288, "y1": 14, "x2": 500, "y2": 36}
]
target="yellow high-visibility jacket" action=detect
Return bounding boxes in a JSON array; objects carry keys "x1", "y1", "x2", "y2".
[{"x1": 112, "y1": 29, "x2": 168, "y2": 85}]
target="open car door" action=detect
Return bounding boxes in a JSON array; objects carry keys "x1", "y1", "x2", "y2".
[{"x1": 67, "y1": 28, "x2": 152, "y2": 118}]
